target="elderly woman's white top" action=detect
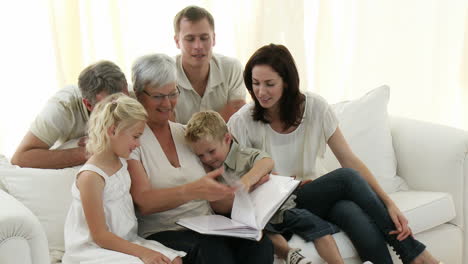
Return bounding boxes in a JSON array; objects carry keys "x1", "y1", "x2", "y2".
[{"x1": 129, "y1": 122, "x2": 213, "y2": 238}]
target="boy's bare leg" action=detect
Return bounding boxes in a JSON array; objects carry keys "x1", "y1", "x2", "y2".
[
  {"x1": 314, "y1": 235, "x2": 344, "y2": 264},
  {"x1": 267, "y1": 233, "x2": 291, "y2": 260},
  {"x1": 410, "y1": 250, "x2": 441, "y2": 264}
]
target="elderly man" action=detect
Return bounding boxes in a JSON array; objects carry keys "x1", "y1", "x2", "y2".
[
  {"x1": 173, "y1": 5, "x2": 246, "y2": 124},
  {"x1": 11, "y1": 61, "x2": 128, "y2": 169}
]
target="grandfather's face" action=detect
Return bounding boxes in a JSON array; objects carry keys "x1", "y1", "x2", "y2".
[
  {"x1": 175, "y1": 17, "x2": 215, "y2": 69},
  {"x1": 138, "y1": 82, "x2": 179, "y2": 124},
  {"x1": 85, "y1": 84, "x2": 130, "y2": 112}
]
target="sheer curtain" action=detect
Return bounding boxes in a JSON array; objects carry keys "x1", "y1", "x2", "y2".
[
  {"x1": 1, "y1": 0, "x2": 467, "y2": 158},
  {"x1": 306, "y1": 0, "x2": 468, "y2": 131},
  {"x1": 0, "y1": 1, "x2": 59, "y2": 159}
]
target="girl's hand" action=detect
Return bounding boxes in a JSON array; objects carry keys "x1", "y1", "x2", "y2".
[
  {"x1": 387, "y1": 203, "x2": 412, "y2": 241},
  {"x1": 140, "y1": 249, "x2": 172, "y2": 264}
]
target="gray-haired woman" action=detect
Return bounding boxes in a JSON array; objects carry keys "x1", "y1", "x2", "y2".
[{"x1": 127, "y1": 53, "x2": 274, "y2": 264}]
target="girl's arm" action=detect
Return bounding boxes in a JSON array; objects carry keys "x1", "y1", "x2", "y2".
[
  {"x1": 77, "y1": 171, "x2": 171, "y2": 263},
  {"x1": 327, "y1": 127, "x2": 411, "y2": 241},
  {"x1": 128, "y1": 159, "x2": 235, "y2": 215}
]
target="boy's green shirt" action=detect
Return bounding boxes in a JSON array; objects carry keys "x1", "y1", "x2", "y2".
[{"x1": 222, "y1": 138, "x2": 296, "y2": 224}]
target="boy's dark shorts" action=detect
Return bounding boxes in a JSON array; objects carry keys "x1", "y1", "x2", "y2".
[{"x1": 265, "y1": 208, "x2": 340, "y2": 242}]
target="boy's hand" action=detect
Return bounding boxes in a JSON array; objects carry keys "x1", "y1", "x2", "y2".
[{"x1": 249, "y1": 174, "x2": 270, "y2": 192}]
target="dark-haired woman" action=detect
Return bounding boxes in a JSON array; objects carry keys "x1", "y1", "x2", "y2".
[{"x1": 228, "y1": 44, "x2": 441, "y2": 264}]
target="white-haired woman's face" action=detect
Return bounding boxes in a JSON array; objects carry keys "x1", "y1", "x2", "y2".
[{"x1": 138, "y1": 82, "x2": 179, "y2": 124}]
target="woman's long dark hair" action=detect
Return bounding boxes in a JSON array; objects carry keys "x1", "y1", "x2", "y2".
[{"x1": 244, "y1": 44, "x2": 304, "y2": 130}]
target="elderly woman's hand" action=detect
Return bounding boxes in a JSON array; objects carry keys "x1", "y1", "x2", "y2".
[{"x1": 191, "y1": 167, "x2": 236, "y2": 201}]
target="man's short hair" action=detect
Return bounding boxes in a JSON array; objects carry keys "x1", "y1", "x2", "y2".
[
  {"x1": 174, "y1": 5, "x2": 215, "y2": 35},
  {"x1": 185, "y1": 111, "x2": 228, "y2": 143},
  {"x1": 78, "y1": 61, "x2": 127, "y2": 105}
]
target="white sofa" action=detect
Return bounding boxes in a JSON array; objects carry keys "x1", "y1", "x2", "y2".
[{"x1": 1, "y1": 86, "x2": 467, "y2": 264}]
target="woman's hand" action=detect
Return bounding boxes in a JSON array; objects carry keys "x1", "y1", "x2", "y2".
[
  {"x1": 139, "y1": 249, "x2": 172, "y2": 264},
  {"x1": 387, "y1": 203, "x2": 412, "y2": 241},
  {"x1": 193, "y1": 167, "x2": 236, "y2": 201}
]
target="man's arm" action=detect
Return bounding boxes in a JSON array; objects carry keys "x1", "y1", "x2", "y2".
[
  {"x1": 218, "y1": 57, "x2": 247, "y2": 122},
  {"x1": 218, "y1": 99, "x2": 246, "y2": 122},
  {"x1": 10, "y1": 131, "x2": 87, "y2": 169}
]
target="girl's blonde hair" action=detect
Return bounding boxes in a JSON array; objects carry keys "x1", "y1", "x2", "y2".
[{"x1": 87, "y1": 93, "x2": 147, "y2": 155}]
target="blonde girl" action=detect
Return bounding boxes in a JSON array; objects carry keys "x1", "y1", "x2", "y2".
[{"x1": 63, "y1": 93, "x2": 185, "y2": 264}]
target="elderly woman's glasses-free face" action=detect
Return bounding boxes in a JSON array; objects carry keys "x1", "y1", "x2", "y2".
[{"x1": 142, "y1": 87, "x2": 180, "y2": 103}]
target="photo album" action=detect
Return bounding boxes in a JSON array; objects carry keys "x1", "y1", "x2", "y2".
[{"x1": 177, "y1": 175, "x2": 300, "y2": 241}]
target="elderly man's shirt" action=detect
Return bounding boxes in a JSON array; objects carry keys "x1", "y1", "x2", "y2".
[{"x1": 30, "y1": 85, "x2": 89, "y2": 147}]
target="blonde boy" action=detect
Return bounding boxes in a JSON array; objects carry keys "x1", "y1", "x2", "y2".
[
  {"x1": 185, "y1": 110, "x2": 272, "y2": 191},
  {"x1": 185, "y1": 111, "x2": 323, "y2": 264}
]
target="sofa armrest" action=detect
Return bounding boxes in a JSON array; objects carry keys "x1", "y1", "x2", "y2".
[
  {"x1": 0, "y1": 189, "x2": 50, "y2": 264},
  {"x1": 390, "y1": 116, "x2": 468, "y2": 228}
]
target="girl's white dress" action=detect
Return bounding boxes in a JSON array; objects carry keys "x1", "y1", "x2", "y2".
[{"x1": 62, "y1": 158, "x2": 186, "y2": 264}]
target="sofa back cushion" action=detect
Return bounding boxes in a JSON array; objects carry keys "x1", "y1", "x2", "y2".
[
  {"x1": 320, "y1": 85, "x2": 406, "y2": 193},
  {"x1": 0, "y1": 166, "x2": 79, "y2": 261},
  {"x1": 0, "y1": 155, "x2": 15, "y2": 192}
]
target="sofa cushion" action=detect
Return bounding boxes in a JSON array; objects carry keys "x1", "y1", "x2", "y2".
[
  {"x1": 320, "y1": 85, "x2": 405, "y2": 193},
  {"x1": 0, "y1": 154, "x2": 15, "y2": 192},
  {"x1": 389, "y1": 191, "x2": 456, "y2": 234},
  {"x1": 0, "y1": 166, "x2": 79, "y2": 262}
]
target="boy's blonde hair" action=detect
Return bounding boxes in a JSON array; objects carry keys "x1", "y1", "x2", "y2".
[
  {"x1": 87, "y1": 93, "x2": 147, "y2": 155},
  {"x1": 185, "y1": 111, "x2": 228, "y2": 143}
]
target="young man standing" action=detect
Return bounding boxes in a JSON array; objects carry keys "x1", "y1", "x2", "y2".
[
  {"x1": 11, "y1": 61, "x2": 128, "y2": 169},
  {"x1": 173, "y1": 5, "x2": 246, "y2": 124}
]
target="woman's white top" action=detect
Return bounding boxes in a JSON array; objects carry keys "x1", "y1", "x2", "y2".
[
  {"x1": 228, "y1": 92, "x2": 338, "y2": 180},
  {"x1": 268, "y1": 122, "x2": 306, "y2": 177},
  {"x1": 63, "y1": 158, "x2": 185, "y2": 264},
  {"x1": 129, "y1": 122, "x2": 213, "y2": 238}
]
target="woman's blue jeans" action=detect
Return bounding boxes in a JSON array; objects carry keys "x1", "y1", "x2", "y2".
[{"x1": 294, "y1": 168, "x2": 426, "y2": 264}]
